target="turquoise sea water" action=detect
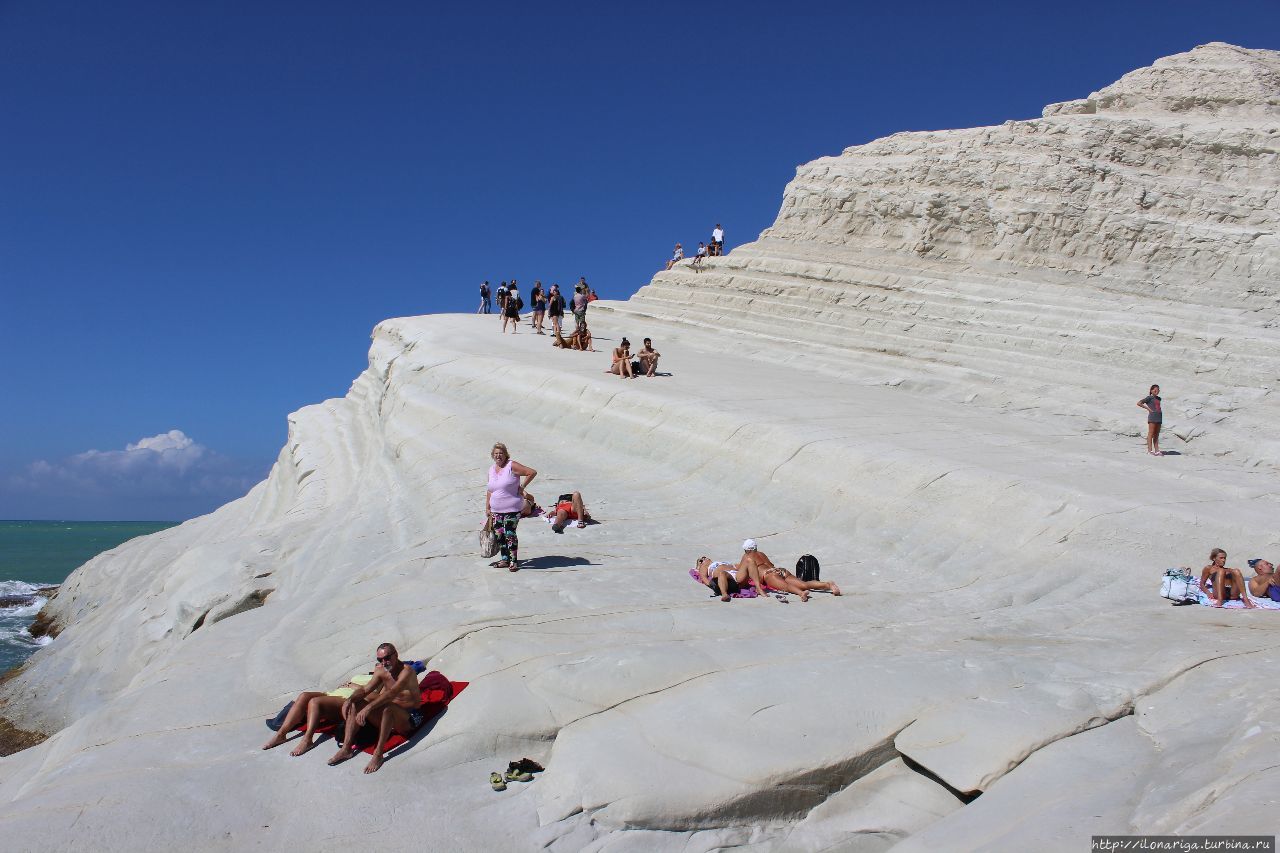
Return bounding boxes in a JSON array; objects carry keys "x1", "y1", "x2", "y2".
[{"x1": 0, "y1": 520, "x2": 177, "y2": 673}]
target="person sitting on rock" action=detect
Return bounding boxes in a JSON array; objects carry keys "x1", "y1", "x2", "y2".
[
  {"x1": 545, "y1": 491, "x2": 592, "y2": 533},
  {"x1": 695, "y1": 555, "x2": 751, "y2": 602},
  {"x1": 739, "y1": 539, "x2": 841, "y2": 602},
  {"x1": 262, "y1": 684, "x2": 357, "y2": 756},
  {"x1": 1199, "y1": 548, "x2": 1255, "y2": 609},
  {"x1": 665, "y1": 243, "x2": 683, "y2": 271},
  {"x1": 1246, "y1": 557, "x2": 1279, "y2": 601},
  {"x1": 328, "y1": 643, "x2": 426, "y2": 773},
  {"x1": 690, "y1": 242, "x2": 707, "y2": 270},
  {"x1": 637, "y1": 338, "x2": 661, "y2": 376},
  {"x1": 608, "y1": 338, "x2": 636, "y2": 378},
  {"x1": 552, "y1": 324, "x2": 594, "y2": 352},
  {"x1": 519, "y1": 492, "x2": 543, "y2": 519}
]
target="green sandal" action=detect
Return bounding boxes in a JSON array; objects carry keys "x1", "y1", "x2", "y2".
[
  {"x1": 505, "y1": 768, "x2": 533, "y2": 783},
  {"x1": 490, "y1": 772, "x2": 507, "y2": 791}
]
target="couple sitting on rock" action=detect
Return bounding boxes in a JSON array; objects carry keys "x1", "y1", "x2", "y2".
[
  {"x1": 262, "y1": 643, "x2": 434, "y2": 774},
  {"x1": 552, "y1": 324, "x2": 594, "y2": 352},
  {"x1": 1198, "y1": 548, "x2": 1279, "y2": 608},
  {"x1": 696, "y1": 540, "x2": 841, "y2": 602}
]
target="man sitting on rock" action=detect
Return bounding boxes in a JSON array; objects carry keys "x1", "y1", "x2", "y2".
[
  {"x1": 1247, "y1": 558, "x2": 1280, "y2": 601},
  {"x1": 545, "y1": 491, "x2": 592, "y2": 533},
  {"x1": 328, "y1": 643, "x2": 424, "y2": 773},
  {"x1": 637, "y1": 338, "x2": 661, "y2": 376},
  {"x1": 738, "y1": 539, "x2": 841, "y2": 601}
]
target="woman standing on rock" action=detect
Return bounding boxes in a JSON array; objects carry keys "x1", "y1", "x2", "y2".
[
  {"x1": 530, "y1": 282, "x2": 546, "y2": 335},
  {"x1": 1138, "y1": 384, "x2": 1163, "y2": 456},
  {"x1": 486, "y1": 443, "x2": 536, "y2": 570}
]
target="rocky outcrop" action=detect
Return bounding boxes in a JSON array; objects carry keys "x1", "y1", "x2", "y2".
[{"x1": 0, "y1": 43, "x2": 1277, "y2": 852}]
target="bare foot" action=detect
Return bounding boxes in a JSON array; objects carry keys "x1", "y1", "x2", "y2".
[
  {"x1": 800, "y1": 590, "x2": 811, "y2": 602},
  {"x1": 290, "y1": 739, "x2": 316, "y2": 757},
  {"x1": 262, "y1": 734, "x2": 287, "y2": 750},
  {"x1": 721, "y1": 594, "x2": 731, "y2": 602},
  {"x1": 1244, "y1": 599, "x2": 1257, "y2": 609},
  {"x1": 829, "y1": 582, "x2": 842, "y2": 596},
  {"x1": 364, "y1": 754, "x2": 385, "y2": 774},
  {"x1": 328, "y1": 746, "x2": 356, "y2": 766}
]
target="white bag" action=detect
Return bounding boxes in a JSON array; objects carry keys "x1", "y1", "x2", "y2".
[{"x1": 1160, "y1": 568, "x2": 1196, "y2": 603}]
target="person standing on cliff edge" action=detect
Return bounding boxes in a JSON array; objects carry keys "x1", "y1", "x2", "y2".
[
  {"x1": 478, "y1": 281, "x2": 491, "y2": 314},
  {"x1": 711, "y1": 223, "x2": 724, "y2": 256}
]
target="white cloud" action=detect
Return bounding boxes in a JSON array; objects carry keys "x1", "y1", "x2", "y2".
[{"x1": 3, "y1": 431, "x2": 264, "y2": 519}]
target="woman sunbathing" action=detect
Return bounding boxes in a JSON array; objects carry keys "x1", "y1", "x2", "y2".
[
  {"x1": 739, "y1": 542, "x2": 841, "y2": 602},
  {"x1": 1199, "y1": 547, "x2": 1256, "y2": 609},
  {"x1": 695, "y1": 556, "x2": 752, "y2": 602}
]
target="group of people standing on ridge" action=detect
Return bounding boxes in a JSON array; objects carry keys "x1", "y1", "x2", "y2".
[
  {"x1": 477, "y1": 278, "x2": 598, "y2": 340},
  {"x1": 666, "y1": 223, "x2": 725, "y2": 271}
]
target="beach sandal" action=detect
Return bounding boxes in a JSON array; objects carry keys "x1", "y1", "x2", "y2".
[
  {"x1": 494, "y1": 560, "x2": 512, "y2": 569},
  {"x1": 552, "y1": 523, "x2": 565, "y2": 534},
  {"x1": 575, "y1": 520, "x2": 586, "y2": 528},
  {"x1": 508, "y1": 560, "x2": 520, "y2": 572},
  {"x1": 504, "y1": 768, "x2": 534, "y2": 783},
  {"x1": 490, "y1": 772, "x2": 507, "y2": 791},
  {"x1": 775, "y1": 594, "x2": 789, "y2": 604}
]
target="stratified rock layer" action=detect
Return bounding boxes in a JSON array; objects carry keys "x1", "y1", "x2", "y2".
[{"x1": 1, "y1": 43, "x2": 1278, "y2": 853}]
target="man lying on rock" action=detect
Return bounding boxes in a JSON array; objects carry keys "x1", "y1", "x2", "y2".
[
  {"x1": 546, "y1": 491, "x2": 592, "y2": 533},
  {"x1": 739, "y1": 539, "x2": 841, "y2": 601},
  {"x1": 328, "y1": 643, "x2": 425, "y2": 773}
]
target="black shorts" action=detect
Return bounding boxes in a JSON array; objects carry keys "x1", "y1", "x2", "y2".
[
  {"x1": 505, "y1": 307, "x2": 520, "y2": 319},
  {"x1": 708, "y1": 574, "x2": 740, "y2": 595}
]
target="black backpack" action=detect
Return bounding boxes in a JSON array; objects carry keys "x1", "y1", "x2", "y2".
[
  {"x1": 795, "y1": 554, "x2": 820, "y2": 582},
  {"x1": 512, "y1": 294, "x2": 523, "y2": 311}
]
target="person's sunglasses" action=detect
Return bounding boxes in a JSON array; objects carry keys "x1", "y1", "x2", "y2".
[{"x1": 376, "y1": 656, "x2": 393, "y2": 663}]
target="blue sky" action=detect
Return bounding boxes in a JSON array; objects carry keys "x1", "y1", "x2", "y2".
[{"x1": 2, "y1": 1, "x2": 1277, "y2": 520}]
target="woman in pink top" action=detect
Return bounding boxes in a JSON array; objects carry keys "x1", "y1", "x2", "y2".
[{"x1": 486, "y1": 442, "x2": 537, "y2": 570}]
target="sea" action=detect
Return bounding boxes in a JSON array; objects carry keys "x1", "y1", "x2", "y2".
[{"x1": 0, "y1": 520, "x2": 177, "y2": 674}]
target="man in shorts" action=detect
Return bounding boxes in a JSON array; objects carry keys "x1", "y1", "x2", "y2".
[
  {"x1": 328, "y1": 643, "x2": 424, "y2": 774},
  {"x1": 546, "y1": 491, "x2": 591, "y2": 534},
  {"x1": 572, "y1": 284, "x2": 589, "y2": 332}
]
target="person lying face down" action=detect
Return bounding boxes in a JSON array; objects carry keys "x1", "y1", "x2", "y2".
[
  {"x1": 738, "y1": 539, "x2": 841, "y2": 602},
  {"x1": 328, "y1": 643, "x2": 427, "y2": 773},
  {"x1": 545, "y1": 491, "x2": 591, "y2": 534},
  {"x1": 1199, "y1": 548, "x2": 1256, "y2": 609}
]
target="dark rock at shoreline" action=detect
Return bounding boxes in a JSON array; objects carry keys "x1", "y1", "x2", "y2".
[{"x1": 0, "y1": 596, "x2": 38, "y2": 609}]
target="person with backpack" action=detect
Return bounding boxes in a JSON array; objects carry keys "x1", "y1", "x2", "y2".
[
  {"x1": 478, "y1": 281, "x2": 491, "y2": 314},
  {"x1": 496, "y1": 282, "x2": 508, "y2": 316},
  {"x1": 739, "y1": 540, "x2": 841, "y2": 601},
  {"x1": 502, "y1": 283, "x2": 523, "y2": 334}
]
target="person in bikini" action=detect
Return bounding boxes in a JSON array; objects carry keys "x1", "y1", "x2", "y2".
[
  {"x1": 328, "y1": 643, "x2": 425, "y2": 773},
  {"x1": 1198, "y1": 548, "x2": 1256, "y2": 609},
  {"x1": 608, "y1": 338, "x2": 636, "y2": 378},
  {"x1": 695, "y1": 556, "x2": 751, "y2": 602},
  {"x1": 545, "y1": 491, "x2": 591, "y2": 534},
  {"x1": 739, "y1": 539, "x2": 841, "y2": 601}
]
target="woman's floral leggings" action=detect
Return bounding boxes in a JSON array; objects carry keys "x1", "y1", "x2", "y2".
[{"x1": 491, "y1": 512, "x2": 520, "y2": 561}]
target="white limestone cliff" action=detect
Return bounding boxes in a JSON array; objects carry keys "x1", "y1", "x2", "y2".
[{"x1": 0, "y1": 43, "x2": 1277, "y2": 852}]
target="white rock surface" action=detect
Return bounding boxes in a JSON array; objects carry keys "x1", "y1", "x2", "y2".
[{"x1": 1, "y1": 43, "x2": 1278, "y2": 852}]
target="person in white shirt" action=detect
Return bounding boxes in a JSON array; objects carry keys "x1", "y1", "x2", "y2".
[
  {"x1": 665, "y1": 243, "x2": 684, "y2": 271},
  {"x1": 711, "y1": 224, "x2": 724, "y2": 256}
]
